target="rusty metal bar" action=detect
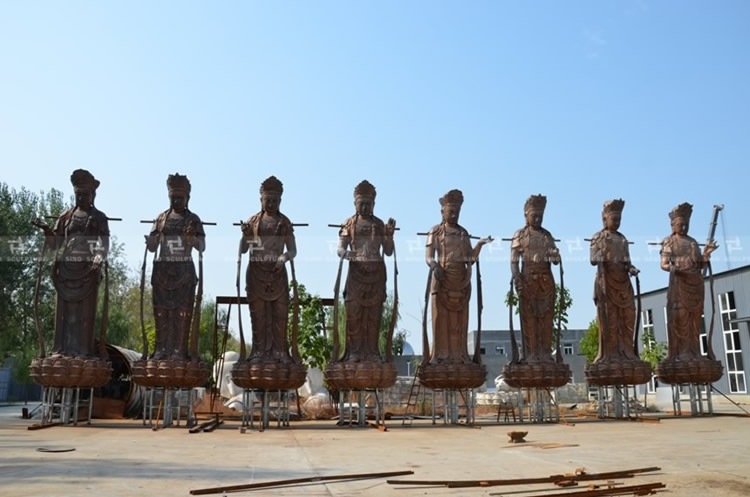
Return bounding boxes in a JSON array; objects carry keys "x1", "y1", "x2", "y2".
[
  {"x1": 190, "y1": 470, "x2": 414, "y2": 495},
  {"x1": 517, "y1": 482, "x2": 665, "y2": 497},
  {"x1": 389, "y1": 467, "x2": 660, "y2": 488}
]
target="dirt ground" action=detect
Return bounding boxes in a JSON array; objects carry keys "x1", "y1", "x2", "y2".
[{"x1": 1, "y1": 405, "x2": 749, "y2": 496}]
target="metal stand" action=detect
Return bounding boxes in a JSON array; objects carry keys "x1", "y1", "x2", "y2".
[
  {"x1": 517, "y1": 388, "x2": 560, "y2": 423},
  {"x1": 597, "y1": 385, "x2": 641, "y2": 419},
  {"x1": 143, "y1": 388, "x2": 196, "y2": 428},
  {"x1": 241, "y1": 389, "x2": 292, "y2": 431},
  {"x1": 40, "y1": 387, "x2": 94, "y2": 426},
  {"x1": 670, "y1": 383, "x2": 713, "y2": 416},
  {"x1": 429, "y1": 389, "x2": 476, "y2": 425},
  {"x1": 337, "y1": 389, "x2": 386, "y2": 427}
]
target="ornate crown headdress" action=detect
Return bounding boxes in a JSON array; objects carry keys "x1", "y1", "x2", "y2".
[
  {"x1": 603, "y1": 198, "x2": 625, "y2": 215},
  {"x1": 70, "y1": 169, "x2": 100, "y2": 190},
  {"x1": 260, "y1": 176, "x2": 283, "y2": 195},
  {"x1": 354, "y1": 180, "x2": 376, "y2": 199},
  {"x1": 669, "y1": 202, "x2": 693, "y2": 222},
  {"x1": 167, "y1": 173, "x2": 191, "y2": 194},
  {"x1": 439, "y1": 189, "x2": 464, "y2": 207},
  {"x1": 524, "y1": 194, "x2": 547, "y2": 213}
]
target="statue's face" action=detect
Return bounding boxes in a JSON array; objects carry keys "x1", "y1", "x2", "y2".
[
  {"x1": 672, "y1": 217, "x2": 689, "y2": 235},
  {"x1": 261, "y1": 193, "x2": 281, "y2": 214},
  {"x1": 355, "y1": 196, "x2": 374, "y2": 217},
  {"x1": 604, "y1": 213, "x2": 621, "y2": 231},
  {"x1": 74, "y1": 187, "x2": 94, "y2": 208},
  {"x1": 525, "y1": 210, "x2": 544, "y2": 229},
  {"x1": 169, "y1": 192, "x2": 188, "y2": 212},
  {"x1": 441, "y1": 204, "x2": 460, "y2": 225}
]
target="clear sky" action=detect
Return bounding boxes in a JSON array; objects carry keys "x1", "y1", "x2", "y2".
[{"x1": 2, "y1": 1, "x2": 749, "y2": 352}]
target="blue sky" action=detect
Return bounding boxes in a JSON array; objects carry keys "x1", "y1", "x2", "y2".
[{"x1": 2, "y1": 1, "x2": 749, "y2": 351}]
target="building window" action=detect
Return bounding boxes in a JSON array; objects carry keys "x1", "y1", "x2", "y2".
[
  {"x1": 495, "y1": 345, "x2": 505, "y2": 355},
  {"x1": 663, "y1": 307, "x2": 669, "y2": 344},
  {"x1": 719, "y1": 291, "x2": 746, "y2": 394},
  {"x1": 480, "y1": 347, "x2": 486, "y2": 355},
  {"x1": 699, "y1": 314, "x2": 708, "y2": 357},
  {"x1": 563, "y1": 343, "x2": 574, "y2": 355},
  {"x1": 642, "y1": 309, "x2": 658, "y2": 393}
]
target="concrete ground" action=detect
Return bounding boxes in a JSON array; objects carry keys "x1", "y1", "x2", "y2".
[{"x1": 1, "y1": 406, "x2": 749, "y2": 497}]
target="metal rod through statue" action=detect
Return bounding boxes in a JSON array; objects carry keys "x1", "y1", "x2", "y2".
[
  {"x1": 421, "y1": 266, "x2": 434, "y2": 366},
  {"x1": 139, "y1": 244, "x2": 149, "y2": 359},
  {"x1": 634, "y1": 273, "x2": 642, "y2": 356},
  {"x1": 290, "y1": 259, "x2": 301, "y2": 363},
  {"x1": 99, "y1": 260, "x2": 109, "y2": 359},
  {"x1": 473, "y1": 260, "x2": 483, "y2": 364},
  {"x1": 33, "y1": 242, "x2": 47, "y2": 359},
  {"x1": 235, "y1": 238, "x2": 246, "y2": 361},
  {"x1": 386, "y1": 245, "x2": 399, "y2": 362},
  {"x1": 508, "y1": 278, "x2": 519, "y2": 363},
  {"x1": 332, "y1": 253, "x2": 345, "y2": 362},
  {"x1": 190, "y1": 251, "x2": 203, "y2": 361}
]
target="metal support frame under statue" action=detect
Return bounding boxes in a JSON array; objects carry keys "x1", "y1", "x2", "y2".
[
  {"x1": 429, "y1": 388, "x2": 477, "y2": 425},
  {"x1": 337, "y1": 388, "x2": 386, "y2": 428},
  {"x1": 142, "y1": 387, "x2": 196, "y2": 428},
  {"x1": 516, "y1": 387, "x2": 560, "y2": 423},
  {"x1": 670, "y1": 383, "x2": 713, "y2": 416},
  {"x1": 40, "y1": 386, "x2": 94, "y2": 426},
  {"x1": 597, "y1": 385, "x2": 642, "y2": 419},
  {"x1": 241, "y1": 389, "x2": 292, "y2": 431}
]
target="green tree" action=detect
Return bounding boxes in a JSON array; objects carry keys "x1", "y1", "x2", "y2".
[
  {"x1": 0, "y1": 184, "x2": 66, "y2": 385},
  {"x1": 641, "y1": 326, "x2": 667, "y2": 369},
  {"x1": 580, "y1": 319, "x2": 600, "y2": 364},
  {"x1": 290, "y1": 284, "x2": 331, "y2": 370}
]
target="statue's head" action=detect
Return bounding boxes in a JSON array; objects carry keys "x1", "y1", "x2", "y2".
[
  {"x1": 439, "y1": 189, "x2": 463, "y2": 225},
  {"x1": 167, "y1": 173, "x2": 191, "y2": 212},
  {"x1": 669, "y1": 202, "x2": 692, "y2": 236},
  {"x1": 524, "y1": 194, "x2": 546, "y2": 229},
  {"x1": 602, "y1": 199, "x2": 624, "y2": 231},
  {"x1": 70, "y1": 169, "x2": 100, "y2": 208},
  {"x1": 353, "y1": 180, "x2": 376, "y2": 217},
  {"x1": 260, "y1": 176, "x2": 283, "y2": 215}
]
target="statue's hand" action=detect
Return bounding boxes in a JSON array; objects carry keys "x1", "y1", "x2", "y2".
[
  {"x1": 478, "y1": 236, "x2": 494, "y2": 247},
  {"x1": 274, "y1": 254, "x2": 288, "y2": 271},
  {"x1": 549, "y1": 247, "x2": 562, "y2": 264},
  {"x1": 629, "y1": 266, "x2": 640, "y2": 276},
  {"x1": 513, "y1": 274, "x2": 525, "y2": 292},
  {"x1": 343, "y1": 250, "x2": 357, "y2": 261},
  {"x1": 32, "y1": 218, "x2": 53, "y2": 235},
  {"x1": 433, "y1": 265, "x2": 446, "y2": 281},
  {"x1": 91, "y1": 253, "x2": 103, "y2": 271},
  {"x1": 385, "y1": 218, "x2": 396, "y2": 238},
  {"x1": 183, "y1": 227, "x2": 196, "y2": 247},
  {"x1": 704, "y1": 240, "x2": 719, "y2": 258},
  {"x1": 240, "y1": 222, "x2": 252, "y2": 237}
]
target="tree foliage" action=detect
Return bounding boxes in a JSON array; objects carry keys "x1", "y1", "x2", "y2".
[{"x1": 580, "y1": 319, "x2": 600, "y2": 364}]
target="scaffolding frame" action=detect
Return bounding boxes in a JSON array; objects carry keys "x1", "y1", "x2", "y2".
[
  {"x1": 337, "y1": 388, "x2": 386, "y2": 428},
  {"x1": 241, "y1": 389, "x2": 292, "y2": 431},
  {"x1": 670, "y1": 383, "x2": 713, "y2": 416},
  {"x1": 40, "y1": 386, "x2": 94, "y2": 426},
  {"x1": 517, "y1": 387, "x2": 560, "y2": 423},
  {"x1": 142, "y1": 387, "x2": 196, "y2": 428}
]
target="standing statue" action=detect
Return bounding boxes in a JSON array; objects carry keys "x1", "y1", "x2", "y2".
[
  {"x1": 418, "y1": 189, "x2": 490, "y2": 389},
  {"x1": 656, "y1": 203, "x2": 723, "y2": 384},
  {"x1": 132, "y1": 173, "x2": 209, "y2": 388},
  {"x1": 232, "y1": 176, "x2": 307, "y2": 390},
  {"x1": 29, "y1": 169, "x2": 112, "y2": 388},
  {"x1": 324, "y1": 180, "x2": 398, "y2": 390},
  {"x1": 584, "y1": 199, "x2": 651, "y2": 386},
  {"x1": 502, "y1": 194, "x2": 571, "y2": 388}
]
